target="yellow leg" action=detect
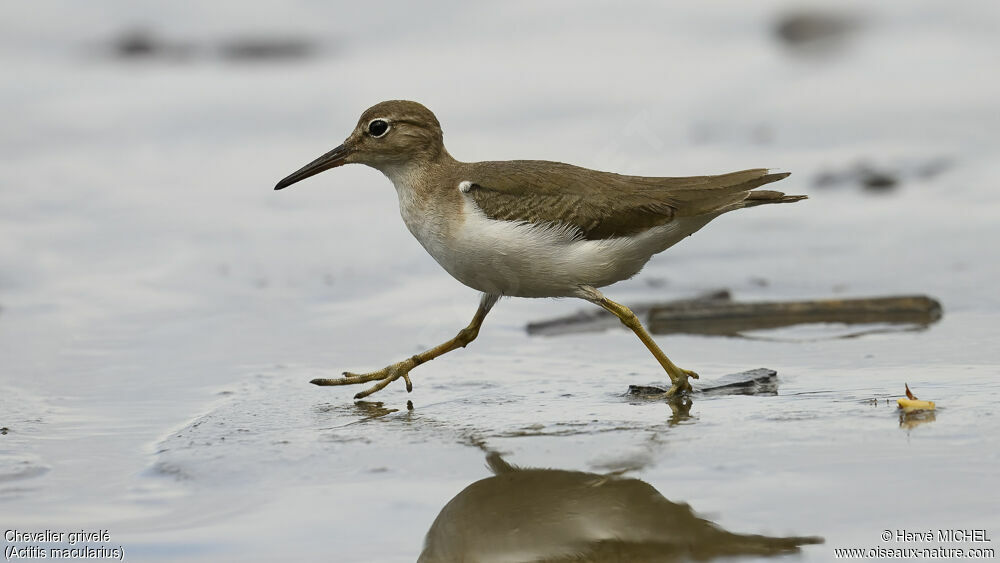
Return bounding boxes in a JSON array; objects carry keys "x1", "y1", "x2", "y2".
[
  {"x1": 578, "y1": 285, "x2": 698, "y2": 397},
  {"x1": 312, "y1": 294, "x2": 499, "y2": 399}
]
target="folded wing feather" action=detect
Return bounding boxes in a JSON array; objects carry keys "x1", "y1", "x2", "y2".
[{"x1": 465, "y1": 161, "x2": 801, "y2": 240}]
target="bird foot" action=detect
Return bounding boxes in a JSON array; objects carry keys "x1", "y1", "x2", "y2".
[
  {"x1": 665, "y1": 368, "x2": 699, "y2": 397},
  {"x1": 311, "y1": 359, "x2": 415, "y2": 399}
]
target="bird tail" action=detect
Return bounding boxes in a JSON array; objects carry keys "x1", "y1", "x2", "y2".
[
  {"x1": 742, "y1": 188, "x2": 808, "y2": 208},
  {"x1": 664, "y1": 169, "x2": 806, "y2": 216},
  {"x1": 737, "y1": 171, "x2": 807, "y2": 208}
]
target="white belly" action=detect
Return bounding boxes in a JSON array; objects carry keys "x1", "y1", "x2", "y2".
[{"x1": 399, "y1": 190, "x2": 710, "y2": 298}]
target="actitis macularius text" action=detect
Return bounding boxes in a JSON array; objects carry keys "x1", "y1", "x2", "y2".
[{"x1": 275, "y1": 100, "x2": 805, "y2": 399}]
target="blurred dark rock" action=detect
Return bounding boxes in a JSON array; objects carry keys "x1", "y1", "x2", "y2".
[
  {"x1": 774, "y1": 11, "x2": 858, "y2": 49},
  {"x1": 111, "y1": 28, "x2": 195, "y2": 60},
  {"x1": 813, "y1": 158, "x2": 951, "y2": 193},
  {"x1": 220, "y1": 37, "x2": 317, "y2": 61},
  {"x1": 108, "y1": 28, "x2": 320, "y2": 63},
  {"x1": 115, "y1": 29, "x2": 158, "y2": 57},
  {"x1": 858, "y1": 165, "x2": 899, "y2": 192}
]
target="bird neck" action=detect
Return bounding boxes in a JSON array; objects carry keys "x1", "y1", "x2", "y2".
[{"x1": 379, "y1": 145, "x2": 457, "y2": 194}]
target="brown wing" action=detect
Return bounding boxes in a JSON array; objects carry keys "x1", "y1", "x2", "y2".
[{"x1": 464, "y1": 161, "x2": 797, "y2": 240}]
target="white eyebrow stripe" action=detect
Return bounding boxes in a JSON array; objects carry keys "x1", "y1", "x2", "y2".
[{"x1": 458, "y1": 181, "x2": 474, "y2": 193}]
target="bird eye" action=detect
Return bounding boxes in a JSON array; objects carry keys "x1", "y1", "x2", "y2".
[{"x1": 368, "y1": 119, "x2": 389, "y2": 137}]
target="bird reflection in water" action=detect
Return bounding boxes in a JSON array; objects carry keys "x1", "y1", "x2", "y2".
[{"x1": 419, "y1": 453, "x2": 822, "y2": 562}]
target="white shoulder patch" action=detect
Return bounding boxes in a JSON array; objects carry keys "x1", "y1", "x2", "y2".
[{"x1": 458, "y1": 180, "x2": 474, "y2": 193}]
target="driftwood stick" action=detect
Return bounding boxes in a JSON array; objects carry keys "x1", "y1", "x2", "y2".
[
  {"x1": 648, "y1": 295, "x2": 941, "y2": 336},
  {"x1": 527, "y1": 293, "x2": 941, "y2": 337}
]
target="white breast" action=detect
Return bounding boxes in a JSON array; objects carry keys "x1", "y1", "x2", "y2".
[{"x1": 387, "y1": 171, "x2": 710, "y2": 298}]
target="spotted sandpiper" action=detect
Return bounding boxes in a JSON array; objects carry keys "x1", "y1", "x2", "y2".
[{"x1": 275, "y1": 100, "x2": 805, "y2": 399}]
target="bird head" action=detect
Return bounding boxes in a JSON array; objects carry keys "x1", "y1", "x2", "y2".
[{"x1": 275, "y1": 100, "x2": 445, "y2": 190}]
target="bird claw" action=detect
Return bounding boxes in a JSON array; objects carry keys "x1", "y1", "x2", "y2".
[
  {"x1": 310, "y1": 360, "x2": 416, "y2": 399},
  {"x1": 665, "y1": 368, "x2": 698, "y2": 397}
]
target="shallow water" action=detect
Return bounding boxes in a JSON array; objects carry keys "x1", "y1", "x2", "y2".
[{"x1": 2, "y1": 1, "x2": 1000, "y2": 561}]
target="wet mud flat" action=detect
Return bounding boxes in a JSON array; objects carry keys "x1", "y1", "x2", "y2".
[{"x1": 131, "y1": 338, "x2": 999, "y2": 562}]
